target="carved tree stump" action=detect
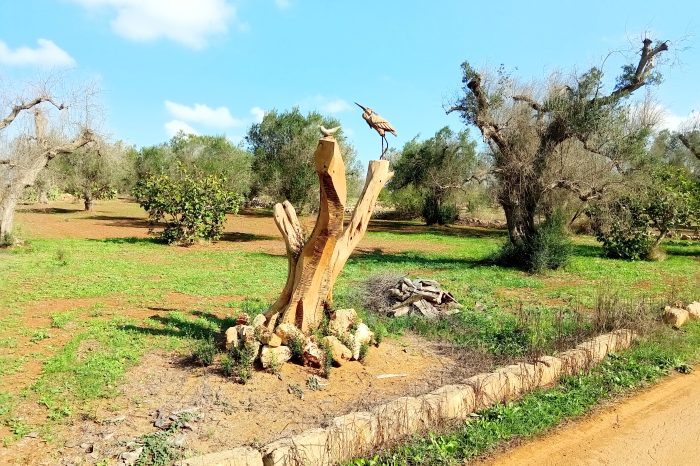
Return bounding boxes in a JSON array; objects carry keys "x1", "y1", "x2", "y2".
[{"x1": 265, "y1": 135, "x2": 392, "y2": 333}]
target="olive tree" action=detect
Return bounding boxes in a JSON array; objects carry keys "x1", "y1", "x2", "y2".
[
  {"x1": 245, "y1": 108, "x2": 361, "y2": 211},
  {"x1": 390, "y1": 127, "x2": 478, "y2": 225},
  {"x1": 447, "y1": 38, "x2": 669, "y2": 267},
  {"x1": 1, "y1": 86, "x2": 96, "y2": 242}
]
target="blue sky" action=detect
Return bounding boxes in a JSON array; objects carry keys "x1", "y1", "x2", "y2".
[{"x1": 1, "y1": 0, "x2": 698, "y2": 164}]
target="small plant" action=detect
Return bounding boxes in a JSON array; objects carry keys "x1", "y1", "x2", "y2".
[
  {"x1": 230, "y1": 342, "x2": 258, "y2": 384},
  {"x1": 54, "y1": 248, "x2": 69, "y2": 266},
  {"x1": 288, "y1": 335, "x2": 304, "y2": 362},
  {"x1": 358, "y1": 342, "x2": 370, "y2": 362},
  {"x1": 320, "y1": 340, "x2": 333, "y2": 378},
  {"x1": 134, "y1": 413, "x2": 192, "y2": 466},
  {"x1": 193, "y1": 337, "x2": 217, "y2": 366},
  {"x1": 220, "y1": 353, "x2": 234, "y2": 376},
  {"x1": 30, "y1": 330, "x2": 50, "y2": 343},
  {"x1": 287, "y1": 383, "x2": 304, "y2": 399},
  {"x1": 306, "y1": 375, "x2": 322, "y2": 391},
  {"x1": 0, "y1": 232, "x2": 15, "y2": 248},
  {"x1": 50, "y1": 311, "x2": 75, "y2": 329}
]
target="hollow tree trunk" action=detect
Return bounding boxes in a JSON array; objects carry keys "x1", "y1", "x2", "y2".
[{"x1": 265, "y1": 135, "x2": 392, "y2": 333}]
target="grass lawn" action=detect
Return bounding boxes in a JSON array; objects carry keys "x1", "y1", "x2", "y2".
[{"x1": 0, "y1": 200, "x2": 698, "y2": 457}]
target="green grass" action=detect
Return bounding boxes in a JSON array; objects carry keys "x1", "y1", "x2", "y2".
[
  {"x1": 0, "y1": 216, "x2": 697, "y2": 446},
  {"x1": 346, "y1": 322, "x2": 700, "y2": 465}
]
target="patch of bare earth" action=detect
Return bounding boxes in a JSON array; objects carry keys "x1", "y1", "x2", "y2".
[{"x1": 3, "y1": 334, "x2": 492, "y2": 465}]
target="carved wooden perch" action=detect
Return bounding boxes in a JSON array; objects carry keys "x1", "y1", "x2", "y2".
[{"x1": 265, "y1": 135, "x2": 393, "y2": 333}]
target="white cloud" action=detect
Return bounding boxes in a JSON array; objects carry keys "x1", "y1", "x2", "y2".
[
  {"x1": 250, "y1": 106, "x2": 265, "y2": 123},
  {"x1": 165, "y1": 100, "x2": 242, "y2": 128},
  {"x1": 165, "y1": 120, "x2": 198, "y2": 137},
  {"x1": 0, "y1": 39, "x2": 75, "y2": 67},
  {"x1": 321, "y1": 99, "x2": 352, "y2": 114},
  {"x1": 71, "y1": 0, "x2": 235, "y2": 49},
  {"x1": 275, "y1": 0, "x2": 291, "y2": 9}
]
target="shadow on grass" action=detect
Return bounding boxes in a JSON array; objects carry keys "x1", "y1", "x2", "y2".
[
  {"x1": 665, "y1": 241, "x2": 700, "y2": 257},
  {"x1": 220, "y1": 232, "x2": 277, "y2": 242},
  {"x1": 93, "y1": 237, "x2": 164, "y2": 245},
  {"x1": 20, "y1": 207, "x2": 82, "y2": 214},
  {"x1": 367, "y1": 219, "x2": 507, "y2": 238},
  {"x1": 120, "y1": 310, "x2": 237, "y2": 345}
]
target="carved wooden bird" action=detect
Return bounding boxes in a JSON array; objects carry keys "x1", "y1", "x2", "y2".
[{"x1": 355, "y1": 102, "x2": 396, "y2": 159}]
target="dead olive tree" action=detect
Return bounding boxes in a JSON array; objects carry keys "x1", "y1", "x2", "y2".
[
  {"x1": 447, "y1": 38, "x2": 669, "y2": 265},
  {"x1": 0, "y1": 88, "x2": 96, "y2": 242}
]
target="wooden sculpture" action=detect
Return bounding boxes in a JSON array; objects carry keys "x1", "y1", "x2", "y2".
[
  {"x1": 264, "y1": 129, "x2": 393, "y2": 333},
  {"x1": 355, "y1": 102, "x2": 397, "y2": 158}
]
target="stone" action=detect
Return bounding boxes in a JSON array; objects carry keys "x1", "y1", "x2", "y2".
[
  {"x1": 262, "y1": 428, "x2": 330, "y2": 466},
  {"x1": 329, "y1": 308, "x2": 358, "y2": 335},
  {"x1": 178, "y1": 446, "x2": 263, "y2": 466},
  {"x1": 611, "y1": 329, "x2": 636, "y2": 350},
  {"x1": 392, "y1": 305, "x2": 410, "y2": 317},
  {"x1": 686, "y1": 302, "x2": 700, "y2": 320},
  {"x1": 258, "y1": 330, "x2": 282, "y2": 347},
  {"x1": 237, "y1": 313, "x2": 250, "y2": 325},
  {"x1": 322, "y1": 336, "x2": 352, "y2": 365},
  {"x1": 370, "y1": 396, "x2": 424, "y2": 443},
  {"x1": 267, "y1": 333, "x2": 283, "y2": 347},
  {"x1": 239, "y1": 325, "x2": 257, "y2": 343},
  {"x1": 412, "y1": 299, "x2": 439, "y2": 318},
  {"x1": 252, "y1": 314, "x2": 267, "y2": 328},
  {"x1": 274, "y1": 323, "x2": 303, "y2": 345},
  {"x1": 558, "y1": 348, "x2": 591, "y2": 375},
  {"x1": 326, "y1": 411, "x2": 378, "y2": 461},
  {"x1": 418, "y1": 384, "x2": 476, "y2": 422},
  {"x1": 533, "y1": 355, "x2": 563, "y2": 387},
  {"x1": 352, "y1": 323, "x2": 374, "y2": 360},
  {"x1": 302, "y1": 340, "x2": 325, "y2": 368},
  {"x1": 577, "y1": 334, "x2": 615, "y2": 363},
  {"x1": 496, "y1": 363, "x2": 539, "y2": 394},
  {"x1": 663, "y1": 306, "x2": 689, "y2": 328},
  {"x1": 225, "y1": 326, "x2": 239, "y2": 350},
  {"x1": 465, "y1": 371, "x2": 512, "y2": 409},
  {"x1": 260, "y1": 346, "x2": 292, "y2": 369}
]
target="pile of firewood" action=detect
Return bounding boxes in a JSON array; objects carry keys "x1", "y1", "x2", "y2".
[{"x1": 383, "y1": 277, "x2": 461, "y2": 318}]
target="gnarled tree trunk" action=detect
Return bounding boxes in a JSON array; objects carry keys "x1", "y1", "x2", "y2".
[{"x1": 265, "y1": 135, "x2": 392, "y2": 333}]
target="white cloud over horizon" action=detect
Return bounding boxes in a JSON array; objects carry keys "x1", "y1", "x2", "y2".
[
  {"x1": 165, "y1": 100, "x2": 242, "y2": 128},
  {"x1": 250, "y1": 106, "x2": 265, "y2": 123},
  {"x1": 71, "y1": 0, "x2": 235, "y2": 49},
  {"x1": 0, "y1": 39, "x2": 75, "y2": 67},
  {"x1": 164, "y1": 119, "x2": 198, "y2": 137}
]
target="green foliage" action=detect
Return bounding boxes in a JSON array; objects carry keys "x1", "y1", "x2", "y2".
[
  {"x1": 50, "y1": 311, "x2": 75, "y2": 329},
  {"x1": 497, "y1": 211, "x2": 571, "y2": 273},
  {"x1": 133, "y1": 164, "x2": 241, "y2": 245},
  {"x1": 134, "y1": 413, "x2": 193, "y2": 466},
  {"x1": 0, "y1": 232, "x2": 15, "y2": 248},
  {"x1": 390, "y1": 127, "x2": 477, "y2": 225},
  {"x1": 421, "y1": 196, "x2": 458, "y2": 226},
  {"x1": 230, "y1": 342, "x2": 258, "y2": 384},
  {"x1": 135, "y1": 133, "x2": 252, "y2": 199},
  {"x1": 386, "y1": 185, "x2": 423, "y2": 219},
  {"x1": 219, "y1": 353, "x2": 234, "y2": 376},
  {"x1": 193, "y1": 337, "x2": 217, "y2": 366},
  {"x1": 288, "y1": 335, "x2": 305, "y2": 362},
  {"x1": 589, "y1": 165, "x2": 698, "y2": 260},
  {"x1": 246, "y1": 108, "x2": 361, "y2": 210}
]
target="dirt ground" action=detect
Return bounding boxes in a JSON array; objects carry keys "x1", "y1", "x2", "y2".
[
  {"x1": 480, "y1": 367, "x2": 700, "y2": 466},
  {"x1": 2, "y1": 199, "x2": 486, "y2": 465}
]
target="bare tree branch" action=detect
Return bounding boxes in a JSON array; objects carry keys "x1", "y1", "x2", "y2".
[
  {"x1": 513, "y1": 94, "x2": 545, "y2": 112},
  {"x1": 0, "y1": 96, "x2": 64, "y2": 131},
  {"x1": 678, "y1": 133, "x2": 700, "y2": 160}
]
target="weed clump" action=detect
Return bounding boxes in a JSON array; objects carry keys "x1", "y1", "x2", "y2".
[{"x1": 193, "y1": 337, "x2": 217, "y2": 366}]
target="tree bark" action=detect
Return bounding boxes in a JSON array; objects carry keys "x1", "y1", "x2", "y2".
[
  {"x1": 84, "y1": 193, "x2": 93, "y2": 211},
  {"x1": 265, "y1": 135, "x2": 392, "y2": 333}
]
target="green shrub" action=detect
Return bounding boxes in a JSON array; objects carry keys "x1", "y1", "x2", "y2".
[
  {"x1": 133, "y1": 164, "x2": 241, "y2": 245},
  {"x1": 422, "y1": 196, "x2": 459, "y2": 226},
  {"x1": 497, "y1": 211, "x2": 571, "y2": 272},
  {"x1": 589, "y1": 197, "x2": 655, "y2": 260},
  {"x1": 387, "y1": 185, "x2": 423, "y2": 219}
]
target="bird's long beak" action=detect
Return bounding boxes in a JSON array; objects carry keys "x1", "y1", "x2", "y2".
[{"x1": 355, "y1": 102, "x2": 368, "y2": 112}]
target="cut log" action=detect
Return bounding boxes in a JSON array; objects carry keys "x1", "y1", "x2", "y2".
[{"x1": 266, "y1": 134, "x2": 392, "y2": 333}]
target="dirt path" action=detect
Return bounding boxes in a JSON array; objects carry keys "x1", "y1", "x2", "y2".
[{"x1": 481, "y1": 368, "x2": 700, "y2": 466}]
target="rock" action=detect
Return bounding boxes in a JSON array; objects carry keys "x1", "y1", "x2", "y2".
[
  {"x1": 329, "y1": 308, "x2": 358, "y2": 335},
  {"x1": 153, "y1": 409, "x2": 170, "y2": 429},
  {"x1": 302, "y1": 340, "x2": 325, "y2": 368},
  {"x1": 225, "y1": 326, "x2": 239, "y2": 350},
  {"x1": 663, "y1": 306, "x2": 689, "y2": 328},
  {"x1": 687, "y1": 302, "x2": 700, "y2": 320},
  {"x1": 274, "y1": 323, "x2": 303, "y2": 345},
  {"x1": 236, "y1": 313, "x2": 250, "y2": 325},
  {"x1": 392, "y1": 305, "x2": 410, "y2": 317},
  {"x1": 178, "y1": 446, "x2": 263, "y2": 466},
  {"x1": 474, "y1": 302, "x2": 487, "y2": 312},
  {"x1": 252, "y1": 314, "x2": 266, "y2": 328},
  {"x1": 352, "y1": 323, "x2": 374, "y2": 360},
  {"x1": 413, "y1": 299, "x2": 439, "y2": 318},
  {"x1": 239, "y1": 325, "x2": 256, "y2": 343},
  {"x1": 260, "y1": 331, "x2": 282, "y2": 347},
  {"x1": 322, "y1": 336, "x2": 352, "y2": 365},
  {"x1": 120, "y1": 448, "x2": 143, "y2": 466},
  {"x1": 260, "y1": 345, "x2": 292, "y2": 369}
]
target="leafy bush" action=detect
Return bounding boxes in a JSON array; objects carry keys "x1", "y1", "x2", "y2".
[
  {"x1": 193, "y1": 337, "x2": 217, "y2": 366},
  {"x1": 387, "y1": 185, "x2": 423, "y2": 219},
  {"x1": 589, "y1": 197, "x2": 655, "y2": 260},
  {"x1": 422, "y1": 196, "x2": 459, "y2": 226},
  {"x1": 497, "y1": 211, "x2": 571, "y2": 272},
  {"x1": 133, "y1": 164, "x2": 241, "y2": 245}
]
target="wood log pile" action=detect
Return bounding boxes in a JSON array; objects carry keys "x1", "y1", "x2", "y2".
[{"x1": 384, "y1": 277, "x2": 461, "y2": 318}]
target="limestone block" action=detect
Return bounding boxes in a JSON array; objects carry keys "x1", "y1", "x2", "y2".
[{"x1": 179, "y1": 447, "x2": 262, "y2": 466}]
